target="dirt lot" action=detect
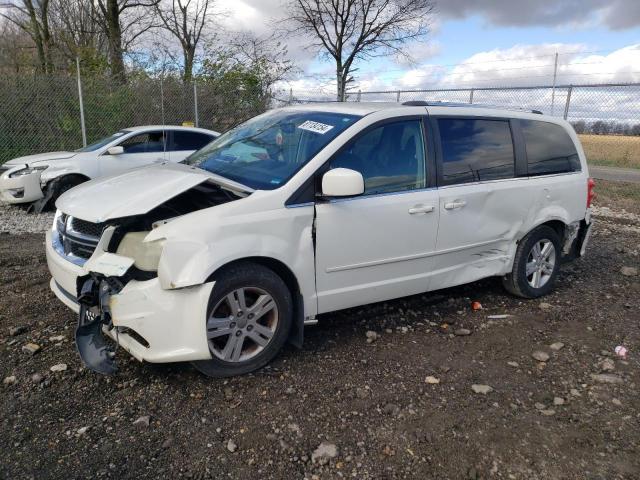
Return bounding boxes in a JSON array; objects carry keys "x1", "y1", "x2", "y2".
[{"x1": 1, "y1": 214, "x2": 640, "y2": 480}]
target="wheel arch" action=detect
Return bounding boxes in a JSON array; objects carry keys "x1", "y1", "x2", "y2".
[
  {"x1": 205, "y1": 256, "x2": 306, "y2": 349},
  {"x1": 538, "y1": 219, "x2": 566, "y2": 240},
  {"x1": 49, "y1": 172, "x2": 91, "y2": 184}
]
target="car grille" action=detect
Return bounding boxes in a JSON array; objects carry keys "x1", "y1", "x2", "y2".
[
  {"x1": 70, "y1": 217, "x2": 104, "y2": 238},
  {"x1": 53, "y1": 213, "x2": 104, "y2": 264}
]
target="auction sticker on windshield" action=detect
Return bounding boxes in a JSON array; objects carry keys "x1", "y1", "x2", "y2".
[{"x1": 298, "y1": 120, "x2": 334, "y2": 134}]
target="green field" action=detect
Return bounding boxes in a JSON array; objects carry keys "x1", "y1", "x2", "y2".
[{"x1": 579, "y1": 134, "x2": 640, "y2": 170}]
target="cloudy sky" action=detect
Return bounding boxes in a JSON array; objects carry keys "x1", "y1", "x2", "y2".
[{"x1": 216, "y1": 0, "x2": 640, "y2": 95}]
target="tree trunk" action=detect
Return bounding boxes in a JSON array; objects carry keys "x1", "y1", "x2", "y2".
[
  {"x1": 106, "y1": 0, "x2": 126, "y2": 83},
  {"x1": 24, "y1": 0, "x2": 46, "y2": 73},
  {"x1": 183, "y1": 46, "x2": 195, "y2": 83},
  {"x1": 336, "y1": 65, "x2": 346, "y2": 102}
]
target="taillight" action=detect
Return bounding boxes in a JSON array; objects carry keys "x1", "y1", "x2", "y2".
[{"x1": 587, "y1": 177, "x2": 595, "y2": 208}]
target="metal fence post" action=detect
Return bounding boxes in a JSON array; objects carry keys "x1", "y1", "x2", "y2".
[
  {"x1": 193, "y1": 81, "x2": 199, "y2": 127},
  {"x1": 357, "y1": 89, "x2": 361, "y2": 102},
  {"x1": 160, "y1": 75, "x2": 165, "y2": 126},
  {"x1": 563, "y1": 85, "x2": 573, "y2": 120},
  {"x1": 396, "y1": 90, "x2": 401, "y2": 102},
  {"x1": 76, "y1": 57, "x2": 87, "y2": 147},
  {"x1": 469, "y1": 88, "x2": 474, "y2": 104},
  {"x1": 551, "y1": 52, "x2": 558, "y2": 115},
  {"x1": 288, "y1": 88, "x2": 293, "y2": 105}
]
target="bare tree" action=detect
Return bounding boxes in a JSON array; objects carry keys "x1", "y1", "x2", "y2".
[
  {"x1": 155, "y1": 0, "x2": 214, "y2": 82},
  {"x1": 230, "y1": 33, "x2": 296, "y2": 90},
  {"x1": 93, "y1": 0, "x2": 159, "y2": 82},
  {"x1": 50, "y1": 0, "x2": 107, "y2": 66},
  {"x1": 1, "y1": 0, "x2": 54, "y2": 72},
  {"x1": 0, "y1": 18, "x2": 38, "y2": 72},
  {"x1": 286, "y1": 0, "x2": 434, "y2": 101}
]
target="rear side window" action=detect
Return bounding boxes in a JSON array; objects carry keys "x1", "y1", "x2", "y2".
[
  {"x1": 521, "y1": 120, "x2": 581, "y2": 175},
  {"x1": 170, "y1": 131, "x2": 213, "y2": 152},
  {"x1": 329, "y1": 119, "x2": 426, "y2": 195},
  {"x1": 437, "y1": 118, "x2": 514, "y2": 186}
]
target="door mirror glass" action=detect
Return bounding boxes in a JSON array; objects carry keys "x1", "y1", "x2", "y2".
[
  {"x1": 322, "y1": 168, "x2": 364, "y2": 197},
  {"x1": 106, "y1": 146, "x2": 124, "y2": 155}
]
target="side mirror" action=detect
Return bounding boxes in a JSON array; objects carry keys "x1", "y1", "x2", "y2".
[
  {"x1": 321, "y1": 168, "x2": 364, "y2": 197},
  {"x1": 106, "y1": 146, "x2": 124, "y2": 155}
]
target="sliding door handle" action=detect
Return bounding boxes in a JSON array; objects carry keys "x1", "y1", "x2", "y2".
[
  {"x1": 408, "y1": 204, "x2": 435, "y2": 215},
  {"x1": 444, "y1": 200, "x2": 467, "y2": 210}
]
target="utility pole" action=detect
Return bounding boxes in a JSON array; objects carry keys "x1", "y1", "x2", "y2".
[{"x1": 551, "y1": 52, "x2": 558, "y2": 116}]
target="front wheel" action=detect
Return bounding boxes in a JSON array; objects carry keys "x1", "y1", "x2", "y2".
[
  {"x1": 502, "y1": 225, "x2": 561, "y2": 298},
  {"x1": 33, "y1": 175, "x2": 86, "y2": 213},
  {"x1": 192, "y1": 262, "x2": 292, "y2": 378}
]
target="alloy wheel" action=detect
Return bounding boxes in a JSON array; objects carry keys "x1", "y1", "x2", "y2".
[
  {"x1": 525, "y1": 239, "x2": 556, "y2": 289},
  {"x1": 206, "y1": 287, "x2": 279, "y2": 362}
]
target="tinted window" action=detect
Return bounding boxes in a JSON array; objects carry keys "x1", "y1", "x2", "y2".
[
  {"x1": 521, "y1": 120, "x2": 581, "y2": 175},
  {"x1": 330, "y1": 120, "x2": 426, "y2": 195},
  {"x1": 119, "y1": 131, "x2": 166, "y2": 154},
  {"x1": 438, "y1": 118, "x2": 515, "y2": 186},
  {"x1": 171, "y1": 131, "x2": 213, "y2": 151}
]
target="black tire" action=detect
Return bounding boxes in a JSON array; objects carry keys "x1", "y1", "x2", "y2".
[
  {"x1": 192, "y1": 262, "x2": 292, "y2": 378},
  {"x1": 502, "y1": 225, "x2": 562, "y2": 299},
  {"x1": 35, "y1": 175, "x2": 86, "y2": 213}
]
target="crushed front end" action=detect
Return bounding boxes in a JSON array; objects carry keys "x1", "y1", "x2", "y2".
[{"x1": 45, "y1": 180, "x2": 242, "y2": 374}]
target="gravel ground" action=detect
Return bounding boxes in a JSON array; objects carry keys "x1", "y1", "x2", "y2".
[
  {"x1": 0, "y1": 203, "x2": 55, "y2": 234},
  {"x1": 1, "y1": 206, "x2": 639, "y2": 480}
]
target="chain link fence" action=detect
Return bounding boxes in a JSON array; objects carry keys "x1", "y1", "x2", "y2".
[
  {"x1": 0, "y1": 68, "x2": 638, "y2": 214},
  {"x1": 0, "y1": 69, "x2": 272, "y2": 164}
]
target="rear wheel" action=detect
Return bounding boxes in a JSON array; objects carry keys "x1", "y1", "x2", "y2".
[
  {"x1": 503, "y1": 225, "x2": 561, "y2": 298},
  {"x1": 192, "y1": 262, "x2": 292, "y2": 378}
]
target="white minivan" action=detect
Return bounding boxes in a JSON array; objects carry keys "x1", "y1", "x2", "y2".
[
  {"x1": 0, "y1": 125, "x2": 218, "y2": 211},
  {"x1": 45, "y1": 103, "x2": 594, "y2": 377}
]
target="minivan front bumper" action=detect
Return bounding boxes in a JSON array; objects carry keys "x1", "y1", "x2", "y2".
[{"x1": 46, "y1": 230, "x2": 215, "y2": 369}]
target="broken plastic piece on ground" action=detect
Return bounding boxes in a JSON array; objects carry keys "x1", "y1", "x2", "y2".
[
  {"x1": 471, "y1": 301, "x2": 483, "y2": 311},
  {"x1": 487, "y1": 314, "x2": 510, "y2": 319},
  {"x1": 614, "y1": 345, "x2": 628, "y2": 358},
  {"x1": 75, "y1": 304, "x2": 117, "y2": 375}
]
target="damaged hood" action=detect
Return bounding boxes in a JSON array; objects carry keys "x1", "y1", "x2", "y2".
[
  {"x1": 4, "y1": 151, "x2": 77, "y2": 167},
  {"x1": 56, "y1": 162, "x2": 252, "y2": 223}
]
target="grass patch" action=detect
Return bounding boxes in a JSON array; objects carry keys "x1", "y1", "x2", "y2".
[
  {"x1": 594, "y1": 179, "x2": 640, "y2": 214},
  {"x1": 579, "y1": 134, "x2": 640, "y2": 170}
]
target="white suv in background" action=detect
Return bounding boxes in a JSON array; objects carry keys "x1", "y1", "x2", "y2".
[
  {"x1": 0, "y1": 125, "x2": 218, "y2": 211},
  {"x1": 45, "y1": 102, "x2": 594, "y2": 377}
]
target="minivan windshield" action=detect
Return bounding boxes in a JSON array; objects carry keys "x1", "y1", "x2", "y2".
[
  {"x1": 183, "y1": 110, "x2": 360, "y2": 190},
  {"x1": 76, "y1": 131, "x2": 128, "y2": 152}
]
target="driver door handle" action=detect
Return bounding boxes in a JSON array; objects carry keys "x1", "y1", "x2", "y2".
[
  {"x1": 444, "y1": 200, "x2": 467, "y2": 210},
  {"x1": 408, "y1": 204, "x2": 435, "y2": 215}
]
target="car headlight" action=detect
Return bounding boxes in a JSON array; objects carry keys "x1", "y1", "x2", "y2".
[
  {"x1": 52, "y1": 209, "x2": 65, "y2": 233},
  {"x1": 116, "y1": 232, "x2": 165, "y2": 272},
  {"x1": 9, "y1": 165, "x2": 47, "y2": 178}
]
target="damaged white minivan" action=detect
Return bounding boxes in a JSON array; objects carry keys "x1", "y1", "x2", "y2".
[{"x1": 45, "y1": 102, "x2": 594, "y2": 377}]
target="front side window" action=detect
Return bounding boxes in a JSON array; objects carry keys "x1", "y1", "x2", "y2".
[
  {"x1": 521, "y1": 120, "x2": 581, "y2": 175},
  {"x1": 329, "y1": 119, "x2": 426, "y2": 195},
  {"x1": 438, "y1": 118, "x2": 515, "y2": 186},
  {"x1": 184, "y1": 110, "x2": 360, "y2": 190},
  {"x1": 119, "y1": 131, "x2": 166, "y2": 154}
]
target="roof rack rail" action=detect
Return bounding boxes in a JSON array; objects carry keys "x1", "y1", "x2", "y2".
[{"x1": 401, "y1": 100, "x2": 543, "y2": 114}]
